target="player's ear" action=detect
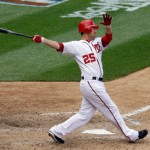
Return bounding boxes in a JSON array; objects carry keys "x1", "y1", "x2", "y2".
[{"x1": 80, "y1": 32, "x2": 84, "y2": 36}]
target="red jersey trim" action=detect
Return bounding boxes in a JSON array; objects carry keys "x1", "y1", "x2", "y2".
[{"x1": 57, "y1": 42, "x2": 64, "y2": 52}]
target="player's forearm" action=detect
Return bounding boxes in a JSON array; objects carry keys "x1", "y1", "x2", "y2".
[
  {"x1": 101, "y1": 27, "x2": 112, "y2": 47},
  {"x1": 32, "y1": 35, "x2": 61, "y2": 50},
  {"x1": 105, "y1": 26, "x2": 112, "y2": 34},
  {"x1": 43, "y1": 38, "x2": 60, "y2": 50}
]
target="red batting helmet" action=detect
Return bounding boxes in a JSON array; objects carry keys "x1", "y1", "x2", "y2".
[{"x1": 78, "y1": 19, "x2": 99, "y2": 34}]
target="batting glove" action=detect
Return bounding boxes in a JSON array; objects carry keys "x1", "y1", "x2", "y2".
[
  {"x1": 100, "y1": 14, "x2": 112, "y2": 27},
  {"x1": 32, "y1": 35, "x2": 44, "y2": 43}
]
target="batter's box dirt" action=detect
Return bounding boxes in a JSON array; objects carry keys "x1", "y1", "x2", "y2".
[{"x1": 0, "y1": 67, "x2": 149, "y2": 150}]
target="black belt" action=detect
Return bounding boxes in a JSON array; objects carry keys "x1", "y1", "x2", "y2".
[{"x1": 81, "y1": 76, "x2": 103, "y2": 81}]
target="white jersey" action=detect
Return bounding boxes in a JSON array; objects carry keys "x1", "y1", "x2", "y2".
[{"x1": 62, "y1": 37, "x2": 106, "y2": 78}]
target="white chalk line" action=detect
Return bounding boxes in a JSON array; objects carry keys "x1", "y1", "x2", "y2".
[
  {"x1": 122, "y1": 105, "x2": 150, "y2": 125},
  {"x1": 40, "y1": 105, "x2": 150, "y2": 125},
  {"x1": 122, "y1": 105, "x2": 150, "y2": 118},
  {"x1": 40, "y1": 104, "x2": 150, "y2": 118},
  {"x1": 40, "y1": 111, "x2": 77, "y2": 116}
]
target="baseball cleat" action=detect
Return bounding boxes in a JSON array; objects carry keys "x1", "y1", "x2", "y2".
[
  {"x1": 138, "y1": 129, "x2": 148, "y2": 139},
  {"x1": 48, "y1": 131, "x2": 64, "y2": 144}
]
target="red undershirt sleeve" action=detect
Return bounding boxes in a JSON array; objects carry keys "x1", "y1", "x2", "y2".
[
  {"x1": 101, "y1": 33, "x2": 112, "y2": 47},
  {"x1": 57, "y1": 42, "x2": 64, "y2": 52}
]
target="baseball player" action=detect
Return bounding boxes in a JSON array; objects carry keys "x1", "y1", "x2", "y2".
[{"x1": 32, "y1": 14, "x2": 148, "y2": 144}]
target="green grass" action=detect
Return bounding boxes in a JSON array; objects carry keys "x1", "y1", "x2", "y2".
[
  {"x1": 0, "y1": 1, "x2": 150, "y2": 81},
  {"x1": 103, "y1": 33, "x2": 150, "y2": 81}
]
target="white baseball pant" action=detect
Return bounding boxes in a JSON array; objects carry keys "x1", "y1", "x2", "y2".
[{"x1": 50, "y1": 80, "x2": 139, "y2": 142}]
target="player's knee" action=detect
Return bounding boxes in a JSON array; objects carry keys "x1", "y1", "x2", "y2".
[{"x1": 77, "y1": 112, "x2": 93, "y2": 122}]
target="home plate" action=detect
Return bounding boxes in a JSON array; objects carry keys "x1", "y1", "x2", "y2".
[{"x1": 82, "y1": 129, "x2": 114, "y2": 135}]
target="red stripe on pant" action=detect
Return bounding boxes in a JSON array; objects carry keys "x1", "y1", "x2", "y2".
[{"x1": 87, "y1": 81, "x2": 132, "y2": 142}]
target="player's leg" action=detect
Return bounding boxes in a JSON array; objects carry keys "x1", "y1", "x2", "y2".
[
  {"x1": 95, "y1": 92, "x2": 138, "y2": 142},
  {"x1": 81, "y1": 80, "x2": 139, "y2": 142},
  {"x1": 49, "y1": 97, "x2": 96, "y2": 140}
]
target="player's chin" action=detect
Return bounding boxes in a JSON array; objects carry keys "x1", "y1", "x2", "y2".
[
  {"x1": 89, "y1": 35, "x2": 95, "y2": 40},
  {"x1": 91, "y1": 36, "x2": 96, "y2": 40}
]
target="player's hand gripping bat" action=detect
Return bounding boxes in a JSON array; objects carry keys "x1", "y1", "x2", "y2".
[{"x1": 0, "y1": 28, "x2": 33, "y2": 39}]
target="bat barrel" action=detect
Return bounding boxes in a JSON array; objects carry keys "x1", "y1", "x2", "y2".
[
  {"x1": 0, "y1": 28, "x2": 10, "y2": 34},
  {"x1": 0, "y1": 28, "x2": 32, "y2": 39}
]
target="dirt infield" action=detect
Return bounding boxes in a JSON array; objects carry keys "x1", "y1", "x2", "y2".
[{"x1": 0, "y1": 67, "x2": 150, "y2": 150}]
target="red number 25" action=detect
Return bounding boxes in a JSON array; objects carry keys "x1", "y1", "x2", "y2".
[{"x1": 82, "y1": 53, "x2": 96, "y2": 64}]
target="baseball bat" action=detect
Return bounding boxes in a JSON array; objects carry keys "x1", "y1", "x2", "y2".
[{"x1": 0, "y1": 28, "x2": 33, "y2": 39}]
